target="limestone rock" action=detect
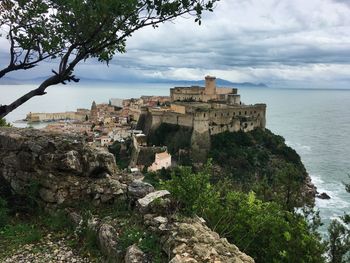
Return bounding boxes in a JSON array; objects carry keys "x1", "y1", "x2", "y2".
[
  {"x1": 98, "y1": 223, "x2": 118, "y2": 258},
  {"x1": 125, "y1": 244, "x2": 146, "y2": 263},
  {"x1": 0, "y1": 128, "x2": 125, "y2": 207},
  {"x1": 128, "y1": 180, "x2": 154, "y2": 200},
  {"x1": 136, "y1": 190, "x2": 170, "y2": 213},
  {"x1": 163, "y1": 217, "x2": 254, "y2": 263}
]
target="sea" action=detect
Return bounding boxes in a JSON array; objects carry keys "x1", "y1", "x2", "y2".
[{"x1": 1, "y1": 83, "x2": 350, "y2": 234}]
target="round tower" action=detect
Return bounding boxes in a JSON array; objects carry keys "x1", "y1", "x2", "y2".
[{"x1": 204, "y1": 75, "x2": 216, "y2": 95}]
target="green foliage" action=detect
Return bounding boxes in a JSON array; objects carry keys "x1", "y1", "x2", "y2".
[
  {"x1": 161, "y1": 161, "x2": 219, "y2": 216},
  {"x1": 148, "y1": 123, "x2": 192, "y2": 157},
  {"x1": 0, "y1": 197, "x2": 9, "y2": 228},
  {"x1": 162, "y1": 163, "x2": 326, "y2": 263},
  {"x1": 327, "y1": 218, "x2": 350, "y2": 263},
  {"x1": 210, "y1": 129, "x2": 311, "y2": 208},
  {"x1": 0, "y1": 118, "x2": 11, "y2": 127},
  {"x1": 42, "y1": 210, "x2": 73, "y2": 232},
  {"x1": 0, "y1": 223, "x2": 42, "y2": 247},
  {"x1": 327, "y1": 177, "x2": 350, "y2": 263},
  {"x1": 108, "y1": 140, "x2": 132, "y2": 169}
]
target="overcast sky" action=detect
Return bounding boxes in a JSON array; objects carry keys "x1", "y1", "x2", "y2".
[{"x1": 1, "y1": 0, "x2": 350, "y2": 88}]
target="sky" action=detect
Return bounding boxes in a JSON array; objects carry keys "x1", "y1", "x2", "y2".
[{"x1": 1, "y1": 0, "x2": 350, "y2": 88}]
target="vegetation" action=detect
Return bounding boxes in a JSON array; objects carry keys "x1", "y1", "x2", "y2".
[
  {"x1": 0, "y1": 0, "x2": 218, "y2": 118},
  {"x1": 161, "y1": 162, "x2": 326, "y2": 263},
  {"x1": 108, "y1": 139, "x2": 132, "y2": 169},
  {"x1": 148, "y1": 123, "x2": 193, "y2": 164},
  {"x1": 209, "y1": 129, "x2": 312, "y2": 209},
  {"x1": 0, "y1": 118, "x2": 11, "y2": 127},
  {"x1": 327, "y1": 178, "x2": 350, "y2": 263},
  {"x1": 0, "y1": 183, "x2": 166, "y2": 261}
]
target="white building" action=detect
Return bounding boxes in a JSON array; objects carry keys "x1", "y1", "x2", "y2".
[{"x1": 148, "y1": 151, "x2": 172, "y2": 172}]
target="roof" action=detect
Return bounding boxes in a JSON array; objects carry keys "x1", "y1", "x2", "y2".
[{"x1": 156, "y1": 151, "x2": 171, "y2": 160}]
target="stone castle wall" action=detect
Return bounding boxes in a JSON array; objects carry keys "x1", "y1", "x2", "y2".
[
  {"x1": 27, "y1": 112, "x2": 87, "y2": 122},
  {"x1": 137, "y1": 103, "x2": 266, "y2": 162}
]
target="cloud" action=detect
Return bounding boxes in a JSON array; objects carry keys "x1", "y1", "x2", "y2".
[{"x1": 1, "y1": 0, "x2": 350, "y2": 87}]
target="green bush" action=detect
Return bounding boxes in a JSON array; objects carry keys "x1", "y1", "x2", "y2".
[{"x1": 161, "y1": 164, "x2": 326, "y2": 263}]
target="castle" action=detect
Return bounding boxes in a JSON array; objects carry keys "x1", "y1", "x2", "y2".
[{"x1": 137, "y1": 76, "x2": 267, "y2": 161}]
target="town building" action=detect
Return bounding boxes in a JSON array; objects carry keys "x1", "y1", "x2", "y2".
[{"x1": 148, "y1": 151, "x2": 172, "y2": 172}]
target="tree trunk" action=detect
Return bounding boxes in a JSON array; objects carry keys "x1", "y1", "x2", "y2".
[{"x1": 0, "y1": 75, "x2": 60, "y2": 119}]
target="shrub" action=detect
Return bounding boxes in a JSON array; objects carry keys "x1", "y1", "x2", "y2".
[
  {"x1": 0, "y1": 197, "x2": 9, "y2": 228},
  {"x1": 161, "y1": 163, "x2": 326, "y2": 263}
]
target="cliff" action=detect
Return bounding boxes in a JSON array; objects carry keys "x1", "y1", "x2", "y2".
[{"x1": 0, "y1": 127, "x2": 254, "y2": 263}]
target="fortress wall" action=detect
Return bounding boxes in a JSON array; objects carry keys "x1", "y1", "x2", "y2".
[
  {"x1": 177, "y1": 114, "x2": 194, "y2": 127},
  {"x1": 28, "y1": 112, "x2": 86, "y2": 122},
  {"x1": 210, "y1": 119, "x2": 241, "y2": 135},
  {"x1": 191, "y1": 114, "x2": 211, "y2": 162},
  {"x1": 216, "y1": 88, "x2": 236, "y2": 95},
  {"x1": 170, "y1": 104, "x2": 186, "y2": 114},
  {"x1": 158, "y1": 112, "x2": 194, "y2": 128}
]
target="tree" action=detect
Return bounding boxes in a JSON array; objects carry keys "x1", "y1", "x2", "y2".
[
  {"x1": 0, "y1": 118, "x2": 11, "y2": 127},
  {"x1": 327, "y1": 177, "x2": 350, "y2": 262},
  {"x1": 0, "y1": 0, "x2": 218, "y2": 118},
  {"x1": 0, "y1": 0, "x2": 62, "y2": 78}
]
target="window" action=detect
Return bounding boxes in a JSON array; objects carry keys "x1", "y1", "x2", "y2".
[
  {"x1": 239, "y1": 111, "x2": 241, "y2": 115},
  {"x1": 245, "y1": 111, "x2": 247, "y2": 115}
]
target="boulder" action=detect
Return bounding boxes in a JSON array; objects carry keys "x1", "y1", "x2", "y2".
[
  {"x1": 317, "y1": 192, "x2": 331, "y2": 200},
  {"x1": 136, "y1": 190, "x2": 170, "y2": 213},
  {"x1": 125, "y1": 244, "x2": 146, "y2": 263},
  {"x1": 98, "y1": 223, "x2": 118, "y2": 257},
  {"x1": 128, "y1": 180, "x2": 155, "y2": 200}
]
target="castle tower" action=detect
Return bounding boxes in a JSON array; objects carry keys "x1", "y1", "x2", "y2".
[
  {"x1": 90, "y1": 101, "x2": 98, "y2": 122},
  {"x1": 204, "y1": 75, "x2": 216, "y2": 95}
]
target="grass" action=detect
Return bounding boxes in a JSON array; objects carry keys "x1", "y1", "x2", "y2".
[{"x1": 0, "y1": 194, "x2": 167, "y2": 262}]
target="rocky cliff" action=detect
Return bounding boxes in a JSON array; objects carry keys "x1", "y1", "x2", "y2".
[{"x1": 0, "y1": 127, "x2": 254, "y2": 263}]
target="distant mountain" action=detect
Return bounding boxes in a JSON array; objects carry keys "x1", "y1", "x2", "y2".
[
  {"x1": 0, "y1": 75, "x2": 268, "y2": 88},
  {"x1": 151, "y1": 78, "x2": 268, "y2": 88},
  {"x1": 0, "y1": 77, "x2": 20, "y2": 85}
]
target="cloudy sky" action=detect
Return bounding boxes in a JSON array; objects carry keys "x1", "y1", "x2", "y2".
[{"x1": 1, "y1": 0, "x2": 350, "y2": 88}]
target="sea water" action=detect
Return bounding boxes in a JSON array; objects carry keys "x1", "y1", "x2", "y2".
[{"x1": 1, "y1": 83, "x2": 350, "y2": 234}]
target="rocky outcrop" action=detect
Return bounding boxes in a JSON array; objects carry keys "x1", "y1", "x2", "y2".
[
  {"x1": 0, "y1": 127, "x2": 254, "y2": 262},
  {"x1": 0, "y1": 128, "x2": 126, "y2": 207},
  {"x1": 164, "y1": 218, "x2": 254, "y2": 263}
]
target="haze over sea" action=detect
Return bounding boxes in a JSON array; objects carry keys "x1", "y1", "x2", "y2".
[{"x1": 2, "y1": 83, "x2": 350, "y2": 234}]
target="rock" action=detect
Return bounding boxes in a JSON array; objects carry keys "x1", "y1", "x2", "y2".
[
  {"x1": 0, "y1": 128, "x2": 124, "y2": 208},
  {"x1": 98, "y1": 223, "x2": 118, "y2": 257},
  {"x1": 39, "y1": 188, "x2": 57, "y2": 203},
  {"x1": 125, "y1": 244, "x2": 146, "y2": 263},
  {"x1": 61, "y1": 150, "x2": 82, "y2": 173},
  {"x1": 317, "y1": 192, "x2": 331, "y2": 199},
  {"x1": 136, "y1": 190, "x2": 170, "y2": 213},
  {"x1": 128, "y1": 180, "x2": 154, "y2": 199},
  {"x1": 163, "y1": 217, "x2": 254, "y2": 263}
]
